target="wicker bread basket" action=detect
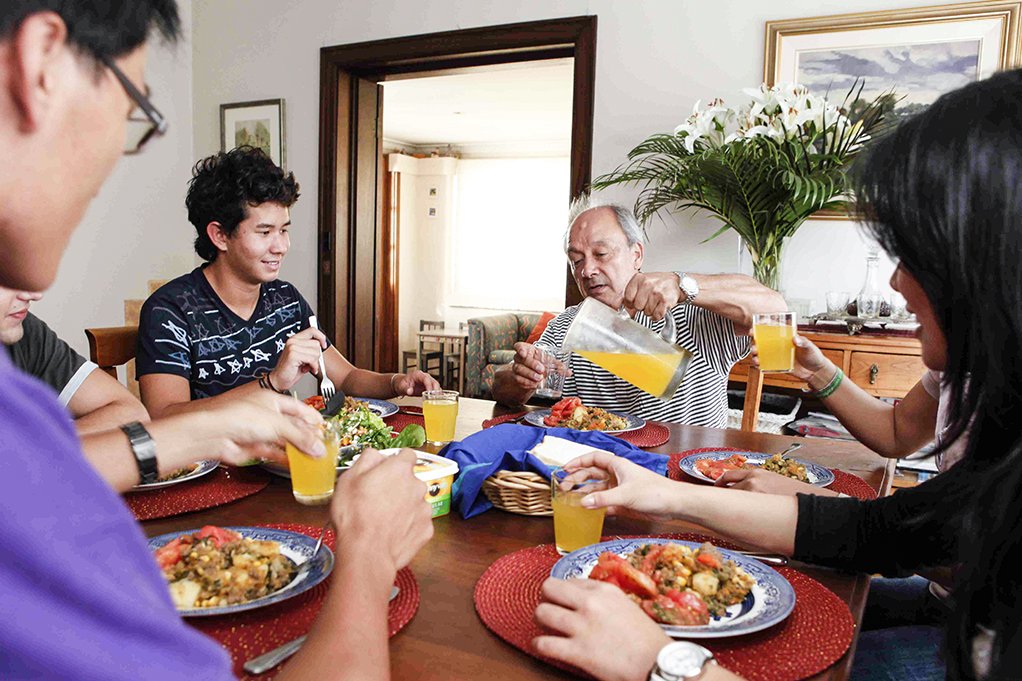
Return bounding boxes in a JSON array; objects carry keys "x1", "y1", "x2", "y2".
[{"x1": 482, "y1": 470, "x2": 552, "y2": 516}]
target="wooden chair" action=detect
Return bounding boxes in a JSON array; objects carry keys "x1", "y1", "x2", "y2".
[
  {"x1": 443, "y1": 322, "x2": 468, "y2": 390},
  {"x1": 85, "y1": 325, "x2": 138, "y2": 378},
  {"x1": 740, "y1": 365, "x2": 765, "y2": 432},
  {"x1": 418, "y1": 320, "x2": 445, "y2": 381}
]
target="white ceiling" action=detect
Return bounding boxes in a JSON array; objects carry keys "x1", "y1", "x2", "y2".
[{"x1": 381, "y1": 59, "x2": 573, "y2": 148}]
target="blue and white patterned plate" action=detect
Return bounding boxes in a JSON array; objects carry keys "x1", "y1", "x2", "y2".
[
  {"x1": 148, "y1": 526, "x2": 334, "y2": 617},
  {"x1": 133, "y1": 460, "x2": 219, "y2": 491},
  {"x1": 523, "y1": 408, "x2": 645, "y2": 434},
  {"x1": 678, "y1": 450, "x2": 835, "y2": 487},
  {"x1": 356, "y1": 398, "x2": 398, "y2": 418},
  {"x1": 551, "y1": 537, "x2": 795, "y2": 638}
]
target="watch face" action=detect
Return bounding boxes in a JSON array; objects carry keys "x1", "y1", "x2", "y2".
[{"x1": 659, "y1": 642, "x2": 711, "y2": 678}]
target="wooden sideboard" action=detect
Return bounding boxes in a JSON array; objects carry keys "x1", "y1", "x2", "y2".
[{"x1": 730, "y1": 330, "x2": 925, "y2": 429}]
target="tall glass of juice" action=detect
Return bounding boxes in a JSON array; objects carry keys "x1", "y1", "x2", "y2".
[
  {"x1": 422, "y1": 390, "x2": 459, "y2": 446},
  {"x1": 753, "y1": 311, "x2": 796, "y2": 373},
  {"x1": 286, "y1": 420, "x2": 340, "y2": 505},
  {"x1": 550, "y1": 468, "x2": 607, "y2": 555}
]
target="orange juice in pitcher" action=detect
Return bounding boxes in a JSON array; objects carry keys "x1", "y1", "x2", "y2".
[{"x1": 562, "y1": 298, "x2": 692, "y2": 399}]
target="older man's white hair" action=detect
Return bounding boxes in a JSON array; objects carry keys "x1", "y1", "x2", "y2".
[{"x1": 564, "y1": 195, "x2": 646, "y2": 252}]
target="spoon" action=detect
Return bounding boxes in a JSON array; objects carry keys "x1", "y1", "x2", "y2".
[{"x1": 243, "y1": 585, "x2": 401, "y2": 674}]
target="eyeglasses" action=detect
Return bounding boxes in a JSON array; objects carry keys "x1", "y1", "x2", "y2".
[{"x1": 99, "y1": 55, "x2": 167, "y2": 154}]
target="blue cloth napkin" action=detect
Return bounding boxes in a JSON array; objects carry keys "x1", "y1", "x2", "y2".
[{"x1": 443, "y1": 424, "x2": 668, "y2": 519}]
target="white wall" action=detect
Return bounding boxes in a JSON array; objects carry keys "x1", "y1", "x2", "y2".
[
  {"x1": 186, "y1": 0, "x2": 921, "y2": 326},
  {"x1": 33, "y1": 1, "x2": 196, "y2": 357}
]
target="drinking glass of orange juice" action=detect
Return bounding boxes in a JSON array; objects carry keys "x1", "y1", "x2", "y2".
[
  {"x1": 286, "y1": 420, "x2": 341, "y2": 505},
  {"x1": 753, "y1": 312, "x2": 796, "y2": 373},
  {"x1": 422, "y1": 389, "x2": 459, "y2": 445},
  {"x1": 551, "y1": 468, "x2": 607, "y2": 555}
]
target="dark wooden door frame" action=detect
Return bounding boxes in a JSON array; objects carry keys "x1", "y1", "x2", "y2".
[{"x1": 318, "y1": 16, "x2": 597, "y2": 370}]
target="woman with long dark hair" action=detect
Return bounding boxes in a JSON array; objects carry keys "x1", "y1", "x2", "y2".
[{"x1": 532, "y1": 69, "x2": 1022, "y2": 681}]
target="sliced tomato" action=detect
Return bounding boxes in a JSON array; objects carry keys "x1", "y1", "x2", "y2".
[
  {"x1": 639, "y1": 545, "x2": 664, "y2": 574},
  {"x1": 195, "y1": 525, "x2": 241, "y2": 548},
  {"x1": 609, "y1": 561, "x2": 658, "y2": 599},
  {"x1": 640, "y1": 594, "x2": 691, "y2": 625},
  {"x1": 550, "y1": 397, "x2": 582, "y2": 420},
  {"x1": 154, "y1": 536, "x2": 186, "y2": 570},
  {"x1": 695, "y1": 544, "x2": 722, "y2": 569},
  {"x1": 304, "y1": 395, "x2": 326, "y2": 412},
  {"x1": 543, "y1": 415, "x2": 560, "y2": 427},
  {"x1": 663, "y1": 589, "x2": 711, "y2": 626}
]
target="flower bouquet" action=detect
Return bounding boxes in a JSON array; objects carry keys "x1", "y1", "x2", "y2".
[{"x1": 592, "y1": 83, "x2": 895, "y2": 289}]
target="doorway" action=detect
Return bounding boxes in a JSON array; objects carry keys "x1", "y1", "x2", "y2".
[{"x1": 316, "y1": 16, "x2": 597, "y2": 371}]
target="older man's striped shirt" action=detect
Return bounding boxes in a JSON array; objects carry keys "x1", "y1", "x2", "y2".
[{"x1": 537, "y1": 304, "x2": 749, "y2": 426}]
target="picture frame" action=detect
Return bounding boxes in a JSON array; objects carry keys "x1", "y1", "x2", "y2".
[
  {"x1": 765, "y1": 1, "x2": 1022, "y2": 219},
  {"x1": 219, "y1": 98, "x2": 286, "y2": 169}
]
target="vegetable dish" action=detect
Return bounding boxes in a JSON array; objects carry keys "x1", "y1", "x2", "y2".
[{"x1": 543, "y1": 397, "x2": 629, "y2": 431}]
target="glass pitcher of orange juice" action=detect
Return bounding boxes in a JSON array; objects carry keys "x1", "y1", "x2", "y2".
[{"x1": 561, "y1": 298, "x2": 692, "y2": 399}]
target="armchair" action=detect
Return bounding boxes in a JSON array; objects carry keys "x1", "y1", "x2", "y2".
[{"x1": 465, "y1": 312, "x2": 541, "y2": 398}]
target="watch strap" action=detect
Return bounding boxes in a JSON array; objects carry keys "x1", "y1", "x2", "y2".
[
  {"x1": 121, "y1": 421, "x2": 158, "y2": 484},
  {"x1": 674, "y1": 271, "x2": 698, "y2": 305}
]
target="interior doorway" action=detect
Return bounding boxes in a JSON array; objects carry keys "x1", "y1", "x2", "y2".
[{"x1": 316, "y1": 16, "x2": 597, "y2": 372}]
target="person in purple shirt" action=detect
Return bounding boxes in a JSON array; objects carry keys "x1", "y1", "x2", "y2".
[{"x1": 0, "y1": 4, "x2": 432, "y2": 680}]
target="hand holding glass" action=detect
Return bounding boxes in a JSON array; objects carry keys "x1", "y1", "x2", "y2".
[
  {"x1": 286, "y1": 420, "x2": 340, "y2": 505},
  {"x1": 551, "y1": 468, "x2": 607, "y2": 555},
  {"x1": 753, "y1": 312, "x2": 796, "y2": 373},
  {"x1": 422, "y1": 389, "x2": 459, "y2": 445}
]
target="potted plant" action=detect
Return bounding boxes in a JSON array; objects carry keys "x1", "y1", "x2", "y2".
[{"x1": 592, "y1": 83, "x2": 895, "y2": 290}]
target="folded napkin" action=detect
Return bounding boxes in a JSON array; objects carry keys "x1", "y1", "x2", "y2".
[
  {"x1": 444, "y1": 424, "x2": 668, "y2": 519},
  {"x1": 529, "y1": 434, "x2": 614, "y2": 467}
]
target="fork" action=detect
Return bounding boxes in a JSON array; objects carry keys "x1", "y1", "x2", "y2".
[{"x1": 307, "y1": 316, "x2": 335, "y2": 402}]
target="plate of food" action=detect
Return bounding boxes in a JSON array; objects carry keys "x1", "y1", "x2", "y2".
[
  {"x1": 524, "y1": 397, "x2": 645, "y2": 434},
  {"x1": 261, "y1": 398, "x2": 426, "y2": 479},
  {"x1": 551, "y1": 537, "x2": 795, "y2": 638},
  {"x1": 678, "y1": 450, "x2": 835, "y2": 487},
  {"x1": 148, "y1": 525, "x2": 333, "y2": 617},
  {"x1": 304, "y1": 395, "x2": 398, "y2": 418},
  {"x1": 133, "y1": 460, "x2": 219, "y2": 491}
]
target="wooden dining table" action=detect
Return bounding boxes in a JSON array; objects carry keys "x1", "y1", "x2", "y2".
[{"x1": 143, "y1": 396, "x2": 895, "y2": 681}]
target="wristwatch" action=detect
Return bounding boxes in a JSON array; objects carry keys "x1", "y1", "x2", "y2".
[
  {"x1": 121, "y1": 421, "x2": 158, "y2": 485},
  {"x1": 675, "y1": 272, "x2": 699, "y2": 305},
  {"x1": 649, "y1": 641, "x2": 715, "y2": 680}
]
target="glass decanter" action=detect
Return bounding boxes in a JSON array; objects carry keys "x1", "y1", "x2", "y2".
[{"x1": 856, "y1": 250, "x2": 886, "y2": 317}]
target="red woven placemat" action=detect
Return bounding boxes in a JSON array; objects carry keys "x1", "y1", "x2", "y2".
[
  {"x1": 667, "y1": 448, "x2": 877, "y2": 500},
  {"x1": 385, "y1": 411, "x2": 426, "y2": 432},
  {"x1": 124, "y1": 466, "x2": 268, "y2": 521},
  {"x1": 482, "y1": 412, "x2": 527, "y2": 429},
  {"x1": 474, "y1": 533, "x2": 853, "y2": 681},
  {"x1": 482, "y1": 414, "x2": 669, "y2": 449},
  {"x1": 189, "y1": 523, "x2": 419, "y2": 680},
  {"x1": 614, "y1": 422, "x2": 669, "y2": 448}
]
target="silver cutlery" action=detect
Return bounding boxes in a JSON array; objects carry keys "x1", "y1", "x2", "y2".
[
  {"x1": 775, "y1": 442, "x2": 803, "y2": 458},
  {"x1": 308, "y1": 316, "x2": 336, "y2": 402},
  {"x1": 242, "y1": 585, "x2": 401, "y2": 674}
]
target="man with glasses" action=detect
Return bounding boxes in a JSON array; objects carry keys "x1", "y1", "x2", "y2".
[{"x1": 0, "y1": 4, "x2": 433, "y2": 679}]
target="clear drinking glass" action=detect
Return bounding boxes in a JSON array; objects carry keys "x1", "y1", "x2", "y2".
[
  {"x1": 422, "y1": 389, "x2": 459, "y2": 445},
  {"x1": 826, "y1": 291, "x2": 850, "y2": 315},
  {"x1": 286, "y1": 420, "x2": 341, "y2": 505},
  {"x1": 551, "y1": 468, "x2": 607, "y2": 555},
  {"x1": 752, "y1": 312, "x2": 796, "y2": 373},
  {"x1": 536, "y1": 347, "x2": 568, "y2": 399}
]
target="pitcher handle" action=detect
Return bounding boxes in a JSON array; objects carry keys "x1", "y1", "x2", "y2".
[{"x1": 617, "y1": 307, "x2": 677, "y2": 345}]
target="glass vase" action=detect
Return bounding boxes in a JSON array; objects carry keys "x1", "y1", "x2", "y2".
[{"x1": 750, "y1": 246, "x2": 782, "y2": 291}]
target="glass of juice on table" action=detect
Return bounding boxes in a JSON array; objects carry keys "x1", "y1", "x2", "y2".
[
  {"x1": 753, "y1": 311, "x2": 796, "y2": 373},
  {"x1": 551, "y1": 468, "x2": 607, "y2": 555},
  {"x1": 560, "y1": 297, "x2": 692, "y2": 399},
  {"x1": 422, "y1": 389, "x2": 459, "y2": 446},
  {"x1": 286, "y1": 420, "x2": 341, "y2": 505}
]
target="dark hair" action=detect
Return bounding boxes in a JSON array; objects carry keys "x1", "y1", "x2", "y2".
[
  {"x1": 186, "y1": 147, "x2": 300, "y2": 262},
  {"x1": 0, "y1": 2, "x2": 180, "y2": 60},
  {"x1": 855, "y1": 68, "x2": 1022, "y2": 679}
]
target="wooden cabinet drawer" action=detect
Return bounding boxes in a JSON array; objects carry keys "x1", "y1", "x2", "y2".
[{"x1": 848, "y1": 352, "x2": 926, "y2": 397}]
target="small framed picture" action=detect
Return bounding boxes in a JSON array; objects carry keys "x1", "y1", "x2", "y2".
[
  {"x1": 220, "y1": 98, "x2": 286, "y2": 169},
  {"x1": 428, "y1": 207, "x2": 437, "y2": 218},
  {"x1": 429, "y1": 187, "x2": 438, "y2": 197}
]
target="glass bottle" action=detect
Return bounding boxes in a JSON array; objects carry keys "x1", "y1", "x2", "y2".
[{"x1": 856, "y1": 250, "x2": 885, "y2": 317}]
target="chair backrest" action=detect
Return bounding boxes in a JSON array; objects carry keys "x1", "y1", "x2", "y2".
[
  {"x1": 420, "y1": 320, "x2": 444, "y2": 332},
  {"x1": 84, "y1": 325, "x2": 138, "y2": 379}
]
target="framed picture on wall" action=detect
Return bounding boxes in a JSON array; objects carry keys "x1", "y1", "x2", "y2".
[
  {"x1": 764, "y1": 1, "x2": 1021, "y2": 218},
  {"x1": 220, "y1": 98, "x2": 286, "y2": 169},
  {"x1": 766, "y1": 2, "x2": 1021, "y2": 109}
]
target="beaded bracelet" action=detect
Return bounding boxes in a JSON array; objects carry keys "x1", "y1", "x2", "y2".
[{"x1": 813, "y1": 368, "x2": 844, "y2": 399}]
